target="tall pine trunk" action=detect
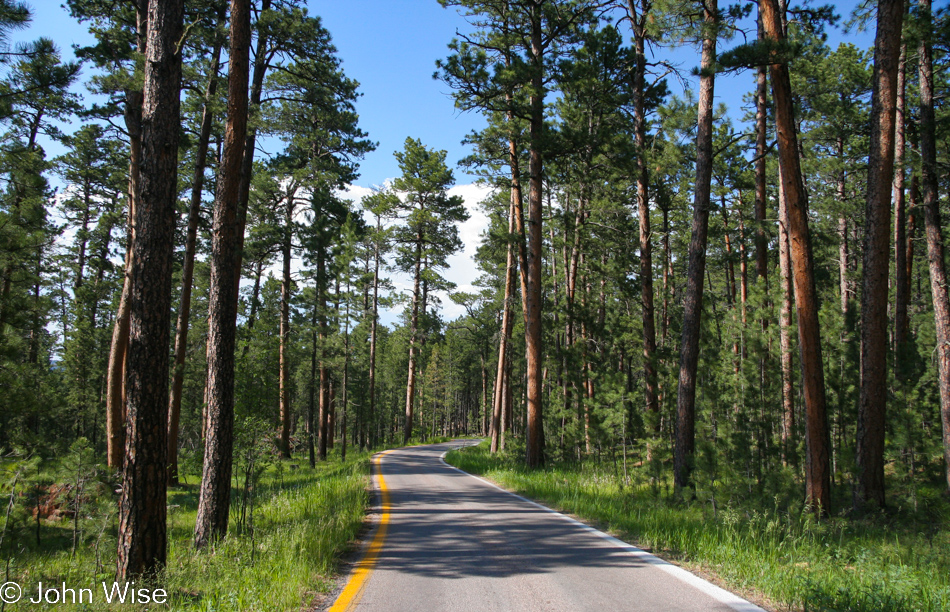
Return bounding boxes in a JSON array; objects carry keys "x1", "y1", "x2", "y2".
[
  {"x1": 168, "y1": 15, "x2": 225, "y2": 485},
  {"x1": 893, "y1": 41, "x2": 910, "y2": 358},
  {"x1": 403, "y1": 234, "x2": 424, "y2": 444},
  {"x1": 779, "y1": 174, "x2": 796, "y2": 465},
  {"x1": 117, "y1": 0, "x2": 184, "y2": 580},
  {"x1": 491, "y1": 193, "x2": 518, "y2": 453},
  {"x1": 368, "y1": 215, "x2": 381, "y2": 448},
  {"x1": 661, "y1": 203, "x2": 672, "y2": 343},
  {"x1": 231, "y1": 0, "x2": 272, "y2": 298},
  {"x1": 674, "y1": 0, "x2": 717, "y2": 492},
  {"x1": 308, "y1": 292, "x2": 318, "y2": 467},
  {"x1": 626, "y1": 0, "x2": 659, "y2": 421},
  {"x1": 105, "y1": 3, "x2": 146, "y2": 471},
  {"x1": 856, "y1": 0, "x2": 904, "y2": 511},
  {"x1": 341, "y1": 276, "x2": 351, "y2": 461},
  {"x1": 278, "y1": 186, "x2": 296, "y2": 459},
  {"x1": 194, "y1": 0, "x2": 251, "y2": 549},
  {"x1": 524, "y1": 3, "x2": 546, "y2": 467},
  {"x1": 763, "y1": 0, "x2": 831, "y2": 514},
  {"x1": 838, "y1": 142, "x2": 850, "y2": 319},
  {"x1": 917, "y1": 0, "x2": 950, "y2": 495},
  {"x1": 106, "y1": 212, "x2": 133, "y2": 470},
  {"x1": 318, "y1": 253, "x2": 330, "y2": 460},
  {"x1": 722, "y1": 201, "x2": 737, "y2": 305}
]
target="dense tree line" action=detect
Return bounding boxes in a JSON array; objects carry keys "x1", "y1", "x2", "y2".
[
  {"x1": 1, "y1": 0, "x2": 949, "y2": 582},
  {"x1": 435, "y1": 0, "x2": 950, "y2": 517}
]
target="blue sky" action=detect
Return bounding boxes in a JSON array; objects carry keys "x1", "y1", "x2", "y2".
[
  {"x1": 33, "y1": 0, "x2": 487, "y2": 188},
  {"x1": 34, "y1": 0, "x2": 874, "y2": 190},
  {"x1": 315, "y1": 0, "x2": 486, "y2": 186},
  {"x1": 30, "y1": 0, "x2": 874, "y2": 322}
]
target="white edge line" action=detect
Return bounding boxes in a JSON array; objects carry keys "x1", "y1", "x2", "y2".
[{"x1": 438, "y1": 445, "x2": 766, "y2": 612}]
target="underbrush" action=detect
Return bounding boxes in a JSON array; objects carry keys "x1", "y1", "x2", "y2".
[
  {"x1": 446, "y1": 441, "x2": 950, "y2": 612},
  {"x1": 1, "y1": 449, "x2": 370, "y2": 611}
]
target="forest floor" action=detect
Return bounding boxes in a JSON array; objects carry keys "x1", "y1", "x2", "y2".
[
  {"x1": 4, "y1": 437, "x2": 947, "y2": 611},
  {"x1": 445, "y1": 441, "x2": 950, "y2": 612},
  {"x1": 1, "y1": 449, "x2": 370, "y2": 611}
]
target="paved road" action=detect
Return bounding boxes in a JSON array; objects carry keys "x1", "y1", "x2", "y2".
[{"x1": 332, "y1": 441, "x2": 765, "y2": 612}]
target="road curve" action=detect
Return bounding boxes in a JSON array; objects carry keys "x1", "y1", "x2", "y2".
[{"x1": 329, "y1": 441, "x2": 766, "y2": 612}]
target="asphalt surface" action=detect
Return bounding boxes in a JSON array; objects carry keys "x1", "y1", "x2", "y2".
[{"x1": 339, "y1": 441, "x2": 765, "y2": 612}]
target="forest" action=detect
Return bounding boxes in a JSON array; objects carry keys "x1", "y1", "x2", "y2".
[{"x1": 1, "y1": 0, "x2": 949, "y2": 609}]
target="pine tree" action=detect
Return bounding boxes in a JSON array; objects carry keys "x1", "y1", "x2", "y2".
[
  {"x1": 389, "y1": 138, "x2": 468, "y2": 443},
  {"x1": 116, "y1": 0, "x2": 185, "y2": 580},
  {"x1": 856, "y1": 0, "x2": 905, "y2": 512},
  {"x1": 195, "y1": 0, "x2": 251, "y2": 550},
  {"x1": 674, "y1": 0, "x2": 719, "y2": 493}
]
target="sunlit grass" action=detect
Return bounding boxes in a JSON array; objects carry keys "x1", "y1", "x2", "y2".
[
  {"x1": 3, "y1": 451, "x2": 370, "y2": 611},
  {"x1": 446, "y1": 441, "x2": 950, "y2": 612}
]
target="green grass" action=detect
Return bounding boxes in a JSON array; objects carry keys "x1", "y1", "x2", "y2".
[
  {"x1": 446, "y1": 441, "x2": 950, "y2": 612},
  {"x1": 2, "y1": 450, "x2": 371, "y2": 611}
]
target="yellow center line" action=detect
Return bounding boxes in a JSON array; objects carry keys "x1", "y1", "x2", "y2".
[{"x1": 328, "y1": 450, "x2": 394, "y2": 612}]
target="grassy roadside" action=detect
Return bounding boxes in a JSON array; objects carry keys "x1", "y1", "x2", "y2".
[
  {"x1": 446, "y1": 441, "x2": 950, "y2": 612},
  {"x1": 2, "y1": 450, "x2": 371, "y2": 611}
]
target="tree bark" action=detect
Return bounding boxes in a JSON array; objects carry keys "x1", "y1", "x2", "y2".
[
  {"x1": 917, "y1": 0, "x2": 950, "y2": 495},
  {"x1": 565, "y1": 194, "x2": 587, "y2": 453},
  {"x1": 738, "y1": 204, "x2": 748, "y2": 316},
  {"x1": 278, "y1": 185, "x2": 296, "y2": 459},
  {"x1": 762, "y1": 0, "x2": 831, "y2": 514},
  {"x1": 778, "y1": 170, "x2": 796, "y2": 466},
  {"x1": 105, "y1": 2, "x2": 147, "y2": 471},
  {"x1": 839, "y1": 216, "x2": 849, "y2": 317},
  {"x1": 329, "y1": 277, "x2": 342, "y2": 451},
  {"x1": 194, "y1": 0, "x2": 251, "y2": 550},
  {"x1": 754, "y1": 8, "x2": 769, "y2": 285},
  {"x1": 318, "y1": 253, "x2": 330, "y2": 460},
  {"x1": 661, "y1": 202, "x2": 671, "y2": 343},
  {"x1": 582, "y1": 271, "x2": 594, "y2": 453},
  {"x1": 403, "y1": 232, "x2": 424, "y2": 444},
  {"x1": 240, "y1": 257, "x2": 264, "y2": 360},
  {"x1": 906, "y1": 177, "x2": 918, "y2": 313},
  {"x1": 106, "y1": 218, "x2": 133, "y2": 470},
  {"x1": 626, "y1": 0, "x2": 659, "y2": 422},
  {"x1": 117, "y1": 0, "x2": 184, "y2": 581},
  {"x1": 674, "y1": 0, "x2": 717, "y2": 492},
  {"x1": 856, "y1": 0, "x2": 904, "y2": 511},
  {"x1": 167, "y1": 13, "x2": 225, "y2": 485},
  {"x1": 308, "y1": 290, "x2": 318, "y2": 467},
  {"x1": 722, "y1": 199, "x2": 737, "y2": 305},
  {"x1": 232, "y1": 0, "x2": 272, "y2": 297},
  {"x1": 368, "y1": 214, "x2": 381, "y2": 448},
  {"x1": 524, "y1": 2, "x2": 546, "y2": 468},
  {"x1": 491, "y1": 193, "x2": 518, "y2": 453},
  {"x1": 328, "y1": 378, "x2": 337, "y2": 450},
  {"x1": 893, "y1": 40, "x2": 909, "y2": 357},
  {"x1": 341, "y1": 279, "x2": 351, "y2": 461}
]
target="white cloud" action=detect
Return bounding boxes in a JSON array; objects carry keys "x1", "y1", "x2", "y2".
[
  {"x1": 439, "y1": 183, "x2": 493, "y2": 321},
  {"x1": 267, "y1": 181, "x2": 494, "y2": 328},
  {"x1": 376, "y1": 182, "x2": 493, "y2": 325},
  {"x1": 337, "y1": 183, "x2": 375, "y2": 203}
]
